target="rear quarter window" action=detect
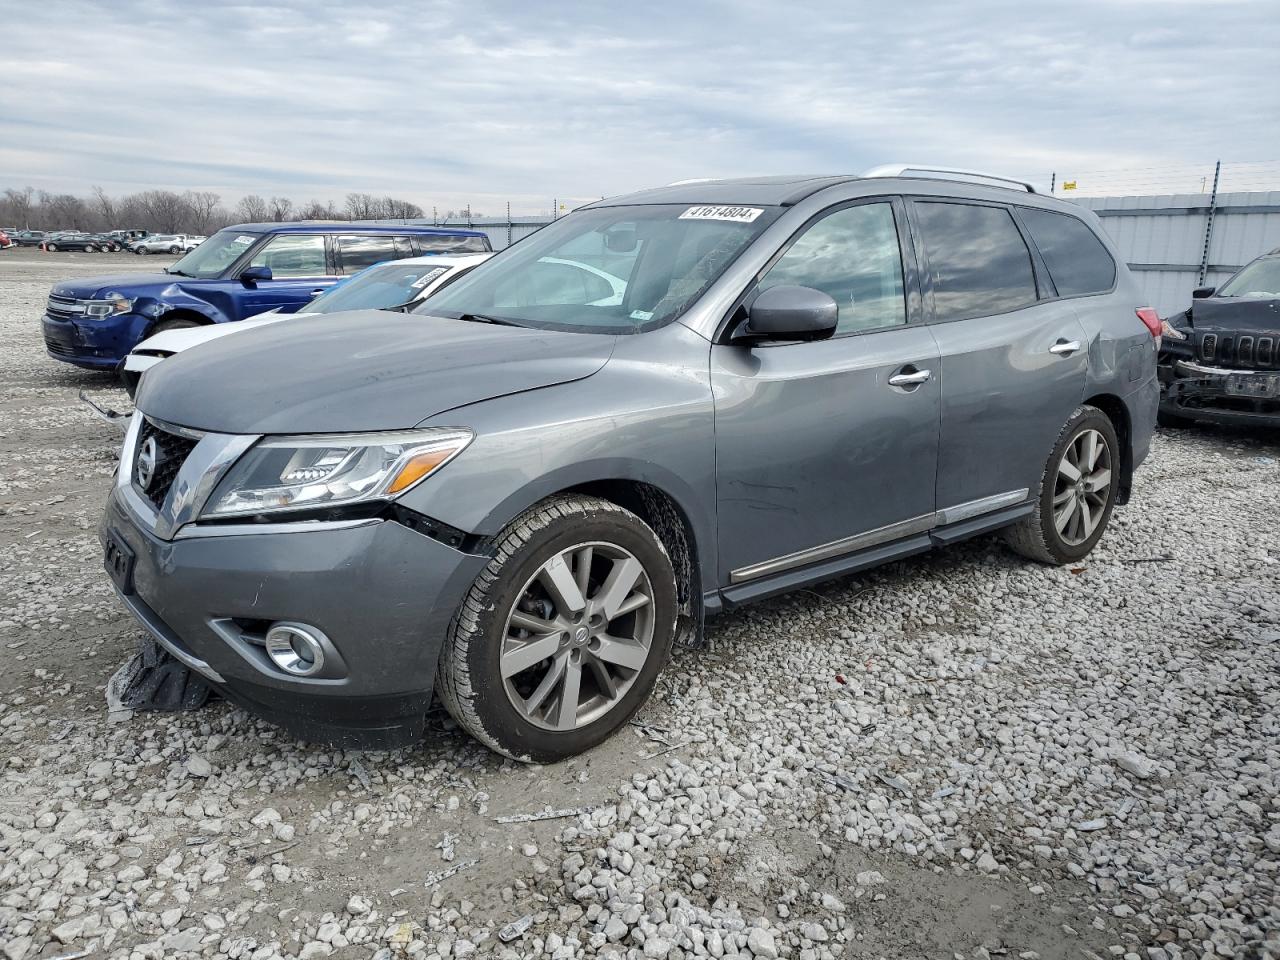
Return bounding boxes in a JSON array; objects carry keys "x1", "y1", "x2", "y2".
[{"x1": 1018, "y1": 207, "x2": 1116, "y2": 297}]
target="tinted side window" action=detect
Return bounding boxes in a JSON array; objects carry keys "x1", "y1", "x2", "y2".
[
  {"x1": 418, "y1": 234, "x2": 489, "y2": 254},
  {"x1": 248, "y1": 235, "x2": 327, "y2": 278},
  {"x1": 914, "y1": 202, "x2": 1037, "y2": 322},
  {"x1": 338, "y1": 235, "x2": 399, "y2": 272},
  {"x1": 1018, "y1": 207, "x2": 1116, "y2": 297},
  {"x1": 758, "y1": 202, "x2": 906, "y2": 334}
]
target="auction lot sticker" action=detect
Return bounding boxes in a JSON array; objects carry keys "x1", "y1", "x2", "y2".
[{"x1": 679, "y1": 205, "x2": 763, "y2": 223}]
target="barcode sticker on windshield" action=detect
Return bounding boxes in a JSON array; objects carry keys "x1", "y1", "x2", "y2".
[
  {"x1": 233, "y1": 235, "x2": 255, "y2": 245},
  {"x1": 679, "y1": 206, "x2": 763, "y2": 223}
]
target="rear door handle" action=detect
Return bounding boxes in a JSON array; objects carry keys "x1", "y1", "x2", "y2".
[
  {"x1": 1049, "y1": 339, "x2": 1082, "y2": 355},
  {"x1": 888, "y1": 368, "x2": 932, "y2": 387}
]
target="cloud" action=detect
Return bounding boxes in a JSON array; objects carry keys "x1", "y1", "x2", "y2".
[{"x1": 1, "y1": 0, "x2": 1276, "y2": 212}]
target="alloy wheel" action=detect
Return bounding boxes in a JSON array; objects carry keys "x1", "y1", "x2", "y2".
[
  {"x1": 500, "y1": 541, "x2": 655, "y2": 731},
  {"x1": 1052, "y1": 427, "x2": 1112, "y2": 546}
]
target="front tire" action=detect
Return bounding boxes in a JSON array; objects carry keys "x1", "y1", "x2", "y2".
[
  {"x1": 46, "y1": 243, "x2": 58, "y2": 252},
  {"x1": 151, "y1": 317, "x2": 200, "y2": 336},
  {"x1": 437, "y1": 495, "x2": 678, "y2": 762},
  {"x1": 1004, "y1": 405, "x2": 1119, "y2": 565}
]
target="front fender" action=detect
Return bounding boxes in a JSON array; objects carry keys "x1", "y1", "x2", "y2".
[{"x1": 403, "y1": 323, "x2": 719, "y2": 592}]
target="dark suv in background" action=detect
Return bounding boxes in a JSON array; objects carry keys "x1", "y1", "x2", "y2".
[
  {"x1": 42, "y1": 222, "x2": 491, "y2": 369},
  {"x1": 101, "y1": 168, "x2": 1158, "y2": 761},
  {"x1": 1159, "y1": 247, "x2": 1280, "y2": 427}
]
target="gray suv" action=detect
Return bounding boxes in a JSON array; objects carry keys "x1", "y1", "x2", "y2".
[{"x1": 101, "y1": 168, "x2": 1159, "y2": 761}]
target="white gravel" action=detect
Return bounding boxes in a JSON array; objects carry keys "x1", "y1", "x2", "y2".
[{"x1": 0, "y1": 253, "x2": 1277, "y2": 960}]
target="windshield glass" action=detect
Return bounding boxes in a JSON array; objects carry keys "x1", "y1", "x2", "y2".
[
  {"x1": 168, "y1": 228, "x2": 262, "y2": 278},
  {"x1": 300, "y1": 261, "x2": 449, "y2": 314},
  {"x1": 422, "y1": 204, "x2": 781, "y2": 333},
  {"x1": 1218, "y1": 257, "x2": 1280, "y2": 299}
]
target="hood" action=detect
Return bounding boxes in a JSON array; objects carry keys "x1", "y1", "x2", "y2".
[
  {"x1": 134, "y1": 313, "x2": 287, "y2": 356},
  {"x1": 1190, "y1": 296, "x2": 1280, "y2": 334},
  {"x1": 53, "y1": 273, "x2": 188, "y2": 298},
  {"x1": 137, "y1": 310, "x2": 617, "y2": 434}
]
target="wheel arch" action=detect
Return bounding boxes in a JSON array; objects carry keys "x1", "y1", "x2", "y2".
[
  {"x1": 442, "y1": 463, "x2": 713, "y2": 642},
  {"x1": 147, "y1": 307, "x2": 214, "y2": 338},
  {"x1": 1083, "y1": 392, "x2": 1132, "y2": 504}
]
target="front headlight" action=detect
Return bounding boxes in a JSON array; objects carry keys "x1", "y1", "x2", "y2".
[
  {"x1": 84, "y1": 292, "x2": 133, "y2": 318},
  {"x1": 201, "y1": 428, "x2": 473, "y2": 519}
]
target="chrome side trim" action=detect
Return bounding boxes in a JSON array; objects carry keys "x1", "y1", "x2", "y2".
[
  {"x1": 174, "y1": 517, "x2": 383, "y2": 540},
  {"x1": 935, "y1": 489, "x2": 1029, "y2": 526},
  {"x1": 113, "y1": 587, "x2": 225, "y2": 683},
  {"x1": 729, "y1": 488, "x2": 1032, "y2": 584},
  {"x1": 729, "y1": 513, "x2": 936, "y2": 584}
]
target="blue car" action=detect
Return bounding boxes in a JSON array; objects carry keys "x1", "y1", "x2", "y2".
[{"x1": 42, "y1": 222, "x2": 491, "y2": 370}]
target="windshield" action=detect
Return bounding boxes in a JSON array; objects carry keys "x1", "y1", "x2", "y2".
[
  {"x1": 300, "y1": 261, "x2": 449, "y2": 314},
  {"x1": 167, "y1": 228, "x2": 262, "y2": 278},
  {"x1": 1217, "y1": 257, "x2": 1280, "y2": 299},
  {"x1": 422, "y1": 203, "x2": 781, "y2": 333}
]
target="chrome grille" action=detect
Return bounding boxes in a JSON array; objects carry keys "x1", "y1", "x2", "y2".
[
  {"x1": 133, "y1": 419, "x2": 199, "y2": 511},
  {"x1": 46, "y1": 294, "x2": 85, "y2": 319}
]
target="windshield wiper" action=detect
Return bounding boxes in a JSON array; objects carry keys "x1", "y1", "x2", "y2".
[
  {"x1": 455, "y1": 312, "x2": 524, "y2": 327},
  {"x1": 164, "y1": 268, "x2": 192, "y2": 277}
]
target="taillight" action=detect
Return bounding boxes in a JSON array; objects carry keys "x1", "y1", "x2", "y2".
[{"x1": 1136, "y1": 307, "x2": 1161, "y2": 338}]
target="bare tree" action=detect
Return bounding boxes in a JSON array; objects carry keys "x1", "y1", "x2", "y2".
[
  {"x1": 234, "y1": 194, "x2": 270, "y2": 223},
  {"x1": 90, "y1": 186, "x2": 115, "y2": 230},
  {"x1": 40, "y1": 191, "x2": 89, "y2": 229},
  {"x1": 134, "y1": 190, "x2": 192, "y2": 233},
  {"x1": 298, "y1": 199, "x2": 343, "y2": 220},
  {"x1": 380, "y1": 197, "x2": 424, "y2": 220},
  {"x1": 2, "y1": 187, "x2": 35, "y2": 228},
  {"x1": 268, "y1": 196, "x2": 295, "y2": 222},
  {"x1": 184, "y1": 191, "x2": 223, "y2": 233}
]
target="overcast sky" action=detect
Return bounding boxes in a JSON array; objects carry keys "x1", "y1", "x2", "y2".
[{"x1": 3, "y1": 0, "x2": 1278, "y2": 214}]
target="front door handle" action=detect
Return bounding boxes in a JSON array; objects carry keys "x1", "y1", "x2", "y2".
[
  {"x1": 888, "y1": 368, "x2": 932, "y2": 387},
  {"x1": 1049, "y1": 339, "x2": 1082, "y2": 356},
  {"x1": 309, "y1": 288, "x2": 326, "y2": 297}
]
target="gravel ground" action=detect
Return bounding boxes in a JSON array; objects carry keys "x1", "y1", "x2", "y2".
[{"x1": 1, "y1": 252, "x2": 1278, "y2": 960}]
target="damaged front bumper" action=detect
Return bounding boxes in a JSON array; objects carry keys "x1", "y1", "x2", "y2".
[{"x1": 1158, "y1": 358, "x2": 1280, "y2": 427}]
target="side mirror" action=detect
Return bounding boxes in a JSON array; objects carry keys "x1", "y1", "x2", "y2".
[
  {"x1": 738, "y1": 285, "x2": 839, "y2": 342},
  {"x1": 1192, "y1": 286, "x2": 1216, "y2": 299},
  {"x1": 240, "y1": 265, "x2": 273, "y2": 287}
]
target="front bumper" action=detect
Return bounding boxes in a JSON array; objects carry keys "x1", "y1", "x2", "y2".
[
  {"x1": 99, "y1": 488, "x2": 488, "y2": 748},
  {"x1": 1158, "y1": 357, "x2": 1280, "y2": 427},
  {"x1": 43, "y1": 311, "x2": 152, "y2": 368}
]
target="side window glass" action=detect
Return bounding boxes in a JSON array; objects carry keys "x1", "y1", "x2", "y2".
[
  {"x1": 338, "y1": 235, "x2": 399, "y2": 272},
  {"x1": 418, "y1": 234, "x2": 488, "y2": 254},
  {"x1": 757, "y1": 202, "x2": 906, "y2": 334},
  {"x1": 248, "y1": 235, "x2": 327, "y2": 278},
  {"x1": 393, "y1": 236, "x2": 416, "y2": 259},
  {"x1": 1018, "y1": 207, "x2": 1116, "y2": 297},
  {"x1": 914, "y1": 202, "x2": 1037, "y2": 321}
]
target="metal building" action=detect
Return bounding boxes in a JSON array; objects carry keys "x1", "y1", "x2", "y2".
[{"x1": 1068, "y1": 191, "x2": 1280, "y2": 317}]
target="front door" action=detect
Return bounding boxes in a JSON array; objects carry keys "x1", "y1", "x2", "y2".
[
  {"x1": 908, "y1": 199, "x2": 1089, "y2": 513},
  {"x1": 235, "y1": 234, "x2": 337, "y2": 319},
  {"x1": 711, "y1": 198, "x2": 941, "y2": 587}
]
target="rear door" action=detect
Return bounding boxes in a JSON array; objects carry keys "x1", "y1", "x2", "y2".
[
  {"x1": 908, "y1": 198, "x2": 1088, "y2": 516},
  {"x1": 235, "y1": 234, "x2": 336, "y2": 318},
  {"x1": 710, "y1": 197, "x2": 941, "y2": 586},
  {"x1": 335, "y1": 234, "x2": 411, "y2": 274}
]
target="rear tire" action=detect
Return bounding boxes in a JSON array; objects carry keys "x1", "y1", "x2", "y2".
[
  {"x1": 46, "y1": 243, "x2": 58, "y2": 252},
  {"x1": 437, "y1": 495, "x2": 678, "y2": 762},
  {"x1": 168, "y1": 245, "x2": 181, "y2": 254},
  {"x1": 1003, "y1": 405, "x2": 1119, "y2": 565}
]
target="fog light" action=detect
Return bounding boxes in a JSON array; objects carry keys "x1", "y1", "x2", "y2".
[{"x1": 264, "y1": 622, "x2": 326, "y2": 677}]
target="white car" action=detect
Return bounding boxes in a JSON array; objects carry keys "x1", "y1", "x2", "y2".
[{"x1": 119, "y1": 253, "x2": 493, "y2": 396}]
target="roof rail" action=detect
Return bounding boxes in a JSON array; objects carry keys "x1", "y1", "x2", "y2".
[{"x1": 862, "y1": 164, "x2": 1040, "y2": 194}]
